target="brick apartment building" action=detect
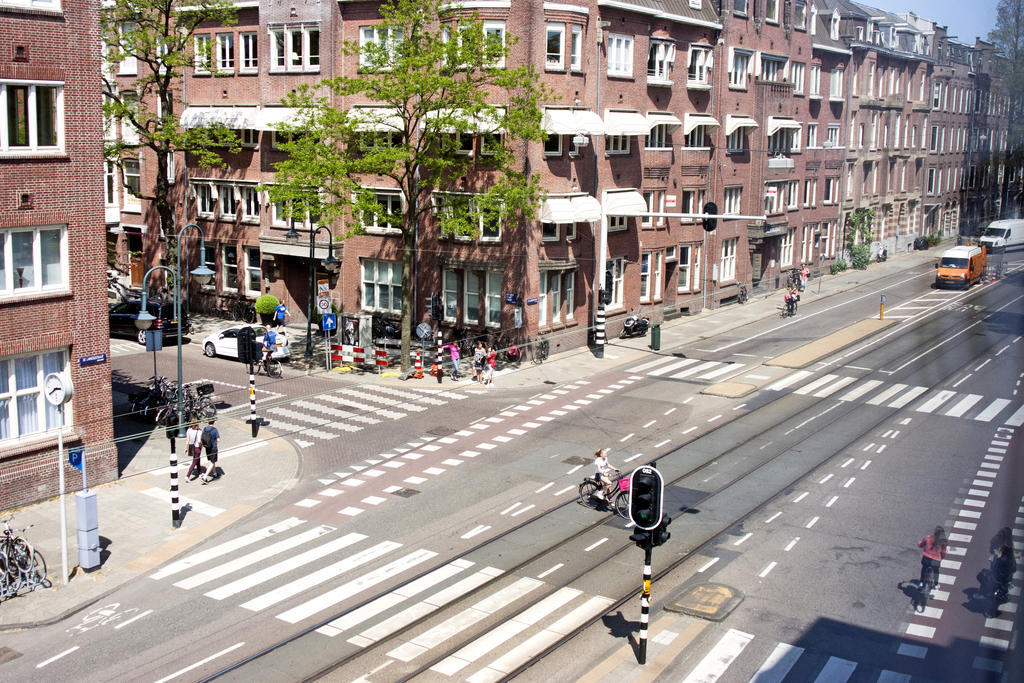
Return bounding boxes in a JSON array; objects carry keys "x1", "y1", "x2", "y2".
[
  {"x1": 105, "y1": 0, "x2": 1018, "y2": 356},
  {"x1": 1, "y1": 0, "x2": 113, "y2": 508}
]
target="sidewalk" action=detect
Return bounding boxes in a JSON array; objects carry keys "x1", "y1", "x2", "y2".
[{"x1": 0, "y1": 418, "x2": 300, "y2": 630}]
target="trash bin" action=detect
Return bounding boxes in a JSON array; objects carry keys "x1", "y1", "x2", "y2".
[{"x1": 650, "y1": 324, "x2": 661, "y2": 351}]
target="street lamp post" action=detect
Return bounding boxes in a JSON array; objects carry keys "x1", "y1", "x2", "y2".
[
  {"x1": 285, "y1": 223, "x2": 339, "y2": 359},
  {"x1": 133, "y1": 224, "x2": 214, "y2": 527}
]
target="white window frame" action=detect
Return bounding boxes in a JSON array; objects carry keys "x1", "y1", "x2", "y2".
[
  {"x1": 118, "y1": 22, "x2": 138, "y2": 75},
  {"x1": 570, "y1": 25, "x2": 583, "y2": 71},
  {"x1": 239, "y1": 187, "x2": 261, "y2": 224},
  {"x1": 809, "y1": 65, "x2": 821, "y2": 97},
  {"x1": 720, "y1": 237, "x2": 737, "y2": 282},
  {"x1": 608, "y1": 215, "x2": 627, "y2": 232},
  {"x1": 123, "y1": 157, "x2": 141, "y2": 212},
  {"x1": 216, "y1": 32, "x2": 234, "y2": 73},
  {"x1": 794, "y1": 1, "x2": 807, "y2": 30},
  {"x1": 244, "y1": 246, "x2": 261, "y2": 295},
  {"x1": 463, "y1": 270, "x2": 481, "y2": 325},
  {"x1": 791, "y1": 62, "x2": 805, "y2": 94},
  {"x1": 195, "y1": 183, "x2": 215, "y2": 217},
  {"x1": 362, "y1": 190, "x2": 403, "y2": 235},
  {"x1": 105, "y1": 160, "x2": 119, "y2": 208},
  {"x1": 194, "y1": 34, "x2": 211, "y2": 74},
  {"x1": 218, "y1": 184, "x2": 237, "y2": 219},
  {"x1": 765, "y1": 0, "x2": 779, "y2": 23},
  {"x1": 687, "y1": 45, "x2": 711, "y2": 87},
  {"x1": 607, "y1": 257, "x2": 625, "y2": 309},
  {"x1": 486, "y1": 271, "x2": 502, "y2": 327},
  {"x1": 443, "y1": 270, "x2": 458, "y2": 321},
  {"x1": 546, "y1": 23, "x2": 565, "y2": 70},
  {"x1": 361, "y1": 258, "x2": 402, "y2": 314},
  {"x1": 761, "y1": 56, "x2": 786, "y2": 83},
  {"x1": 240, "y1": 128, "x2": 259, "y2": 148},
  {"x1": 726, "y1": 128, "x2": 745, "y2": 153},
  {"x1": 730, "y1": 49, "x2": 751, "y2": 88},
  {"x1": 826, "y1": 124, "x2": 840, "y2": 148},
  {"x1": 764, "y1": 181, "x2": 786, "y2": 214},
  {"x1": 806, "y1": 123, "x2": 818, "y2": 148},
  {"x1": 607, "y1": 34, "x2": 633, "y2": 77},
  {"x1": 780, "y1": 230, "x2": 794, "y2": 267},
  {"x1": 645, "y1": 124, "x2": 671, "y2": 150},
  {"x1": 222, "y1": 244, "x2": 239, "y2": 292},
  {"x1": 787, "y1": 180, "x2": 799, "y2": 209},
  {"x1": 0, "y1": 225, "x2": 68, "y2": 296},
  {"x1": 677, "y1": 244, "x2": 692, "y2": 292},
  {"x1": 830, "y1": 69, "x2": 843, "y2": 99},
  {"x1": 483, "y1": 20, "x2": 506, "y2": 69},
  {"x1": 724, "y1": 186, "x2": 741, "y2": 215},
  {"x1": 0, "y1": 81, "x2": 65, "y2": 153},
  {"x1": 823, "y1": 177, "x2": 838, "y2": 204},
  {"x1": 272, "y1": 24, "x2": 321, "y2": 73},
  {"x1": 648, "y1": 40, "x2": 676, "y2": 85},
  {"x1": 642, "y1": 190, "x2": 665, "y2": 227},
  {"x1": 240, "y1": 32, "x2": 258, "y2": 72},
  {"x1": 0, "y1": 348, "x2": 69, "y2": 442},
  {"x1": 605, "y1": 134, "x2": 630, "y2": 155}
]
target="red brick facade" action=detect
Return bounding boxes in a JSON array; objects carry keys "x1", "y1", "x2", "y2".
[
  {"x1": 109, "y1": 0, "x2": 1017, "y2": 354},
  {"x1": 1, "y1": 0, "x2": 113, "y2": 508}
]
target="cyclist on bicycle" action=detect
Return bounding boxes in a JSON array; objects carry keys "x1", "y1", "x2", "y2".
[
  {"x1": 593, "y1": 448, "x2": 620, "y2": 500},
  {"x1": 917, "y1": 526, "x2": 947, "y2": 596},
  {"x1": 262, "y1": 329, "x2": 277, "y2": 367}
]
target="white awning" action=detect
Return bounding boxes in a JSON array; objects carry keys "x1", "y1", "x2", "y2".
[
  {"x1": 538, "y1": 197, "x2": 575, "y2": 223},
  {"x1": 603, "y1": 110, "x2": 651, "y2": 136},
  {"x1": 603, "y1": 190, "x2": 647, "y2": 216},
  {"x1": 683, "y1": 113, "x2": 720, "y2": 135},
  {"x1": 572, "y1": 110, "x2": 605, "y2": 135},
  {"x1": 725, "y1": 114, "x2": 759, "y2": 136},
  {"x1": 348, "y1": 107, "x2": 404, "y2": 133},
  {"x1": 180, "y1": 107, "x2": 258, "y2": 129},
  {"x1": 570, "y1": 194, "x2": 602, "y2": 222},
  {"x1": 424, "y1": 107, "x2": 505, "y2": 133},
  {"x1": 256, "y1": 108, "x2": 302, "y2": 131},
  {"x1": 542, "y1": 109, "x2": 605, "y2": 136},
  {"x1": 646, "y1": 112, "x2": 683, "y2": 130},
  {"x1": 542, "y1": 109, "x2": 577, "y2": 135},
  {"x1": 766, "y1": 116, "x2": 801, "y2": 136}
]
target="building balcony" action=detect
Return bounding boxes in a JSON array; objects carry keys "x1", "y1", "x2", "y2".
[
  {"x1": 767, "y1": 155, "x2": 795, "y2": 171},
  {"x1": 912, "y1": 102, "x2": 931, "y2": 113},
  {"x1": 884, "y1": 94, "x2": 905, "y2": 109},
  {"x1": 747, "y1": 218, "x2": 789, "y2": 244}
]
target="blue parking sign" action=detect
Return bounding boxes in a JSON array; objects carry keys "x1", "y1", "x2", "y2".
[
  {"x1": 69, "y1": 447, "x2": 84, "y2": 472},
  {"x1": 320, "y1": 313, "x2": 337, "y2": 331}
]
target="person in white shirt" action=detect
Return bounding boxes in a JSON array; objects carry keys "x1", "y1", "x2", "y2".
[
  {"x1": 594, "y1": 448, "x2": 620, "y2": 499},
  {"x1": 185, "y1": 422, "x2": 203, "y2": 481}
]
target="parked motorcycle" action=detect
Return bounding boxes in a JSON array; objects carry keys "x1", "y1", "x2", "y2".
[
  {"x1": 620, "y1": 309, "x2": 650, "y2": 338},
  {"x1": 876, "y1": 247, "x2": 888, "y2": 263}
]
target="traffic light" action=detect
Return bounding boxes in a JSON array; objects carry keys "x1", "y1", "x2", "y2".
[
  {"x1": 431, "y1": 294, "x2": 443, "y2": 321},
  {"x1": 629, "y1": 529, "x2": 650, "y2": 549},
  {"x1": 652, "y1": 516, "x2": 672, "y2": 547},
  {"x1": 629, "y1": 466, "x2": 664, "y2": 530},
  {"x1": 702, "y1": 202, "x2": 718, "y2": 232}
]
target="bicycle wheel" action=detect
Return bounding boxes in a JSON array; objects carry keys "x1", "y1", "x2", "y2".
[
  {"x1": 537, "y1": 339, "x2": 549, "y2": 363},
  {"x1": 0, "y1": 551, "x2": 10, "y2": 599},
  {"x1": 613, "y1": 491, "x2": 630, "y2": 518},
  {"x1": 243, "y1": 305, "x2": 257, "y2": 324},
  {"x1": 27, "y1": 549, "x2": 46, "y2": 588},
  {"x1": 578, "y1": 480, "x2": 600, "y2": 508},
  {"x1": 197, "y1": 398, "x2": 217, "y2": 421},
  {"x1": 266, "y1": 359, "x2": 282, "y2": 378}
]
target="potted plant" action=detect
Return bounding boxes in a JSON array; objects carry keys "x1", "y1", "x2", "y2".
[{"x1": 255, "y1": 294, "x2": 280, "y2": 325}]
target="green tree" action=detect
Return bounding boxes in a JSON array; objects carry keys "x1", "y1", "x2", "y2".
[
  {"x1": 845, "y1": 208, "x2": 874, "y2": 270},
  {"x1": 267, "y1": 0, "x2": 550, "y2": 369},
  {"x1": 990, "y1": 1, "x2": 1024, "y2": 150},
  {"x1": 101, "y1": 0, "x2": 240, "y2": 246}
]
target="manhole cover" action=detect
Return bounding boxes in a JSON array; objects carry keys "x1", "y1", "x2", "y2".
[
  {"x1": 391, "y1": 488, "x2": 419, "y2": 498},
  {"x1": 665, "y1": 582, "x2": 744, "y2": 621},
  {"x1": 427, "y1": 426, "x2": 456, "y2": 437},
  {"x1": 0, "y1": 647, "x2": 22, "y2": 664},
  {"x1": 563, "y1": 456, "x2": 590, "y2": 465}
]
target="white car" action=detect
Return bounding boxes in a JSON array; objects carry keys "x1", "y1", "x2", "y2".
[{"x1": 202, "y1": 325, "x2": 290, "y2": 360}]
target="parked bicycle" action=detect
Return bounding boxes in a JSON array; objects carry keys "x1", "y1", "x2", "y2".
[
  {"x1": 154, "y1": 381, "x2": 217, "y2": 427},
  {"x1": 216, "y1": 295, "x2": 256, "y2": 324},
  {"x1": 578, "y1": 474, "x2": 630, "y2": 518},
  {"x1": 529, "y1": 337, "x2": 549, "y2": 365},
  {"x1": 1, "y1": 517, "x2": 48, "y2": 600}
]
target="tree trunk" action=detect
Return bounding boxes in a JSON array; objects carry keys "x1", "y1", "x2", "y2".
[{"x1": 400, "y1": 226, "x2": 414, "y2": 372}]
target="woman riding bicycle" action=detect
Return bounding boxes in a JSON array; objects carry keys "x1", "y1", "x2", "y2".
[
  {"x1": 917, "y1": 526, "x2": 947, "y2": 596},
  {"x1": 593, "y1": 448, "x2": 620, "y2": 501}
]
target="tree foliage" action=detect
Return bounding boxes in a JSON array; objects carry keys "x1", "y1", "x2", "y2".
[
  {"x1": 101, "y1": 0, "x2": 239, "y2": 242},
  {"x1": 267, "y1": 0, "x2": 551, "y2": 368},
  {"x1": 989, "y1": 0, "x2": 1024, "y2": 152},
  {"x1": 845, "y1": 208, "x2": 874, "y2": 270}
]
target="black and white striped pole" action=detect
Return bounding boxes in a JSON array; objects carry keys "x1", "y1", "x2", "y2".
[
  {"x1": 435, "y1": 329, "x2": 443, "y2": 384},
  {"x1": 169, "y1": 416, "x2": 180, "y2": 528},
  {"x1": 628, "y1": 465, "x2": 665, "y2": 665},
  {"x1": 594, "y1": 198, "x2": 609, "y2": 358}
]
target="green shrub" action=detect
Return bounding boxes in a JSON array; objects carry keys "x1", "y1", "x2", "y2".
[
  {"x1": 830, "y1": 259, "x2": 848, "y2": 275},
  {"x1": 255, "y1": 294, "x2": 280, "y2": 315},
  {"x1": 850, "y1": 245, "x2": 871, "y2": 270},
  {"x1": 926, "y1": 235, "x2": 941, "y2": 246}
]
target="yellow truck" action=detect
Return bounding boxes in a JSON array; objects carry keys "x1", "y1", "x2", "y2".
[{"x1": 934, "y1": 245, "x2": 986, "y2": 289}]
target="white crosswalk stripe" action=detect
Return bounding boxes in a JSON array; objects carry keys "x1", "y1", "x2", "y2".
[
  {"x1": 646, "y1": 358, "x2": 697, "y2": 377},
  {"x1": 916, "y1": 390, "x2": 958, "y2": 414},
  {"x1": 321, "y1": 393, "x2": 407, "y2": 419},
  {"x1": 293, "y1": 399, "x2": 381, "y2": 424}
]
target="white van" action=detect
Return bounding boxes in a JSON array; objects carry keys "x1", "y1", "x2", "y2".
[{"x1": 978, "y1": 219, "x2": 1024, "y2": 251}]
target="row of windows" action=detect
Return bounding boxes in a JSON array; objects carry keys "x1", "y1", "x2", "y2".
[{"x1": 193, "y1": 25, "x2": 320, "y2": 75}]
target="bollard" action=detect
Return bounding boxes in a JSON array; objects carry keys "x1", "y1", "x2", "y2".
[{"x1": 650, "y1": 324, "x2": 661, "y2": 351}]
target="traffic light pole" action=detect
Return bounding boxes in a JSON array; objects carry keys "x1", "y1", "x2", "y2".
[{"x1": 638, "y1": 534, "x2": 653, "y2": 665}]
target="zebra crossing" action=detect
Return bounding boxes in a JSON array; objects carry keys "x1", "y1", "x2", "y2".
[
  {"x1": 680, "y1": 627, "x2": 912, "y2": 683},
  {"x1": 110, "y1": 340, "x2": 147, "y2": 357},
  {"x1": 627, "y1": 355, "x2": 748, "y2": 382},
  {"x1": 151, "y1": 516, "x2": 613, "y2": 674},
  {"x1": 261, "y1": 384, "x2": 468, "y2": 448},
  {"x1": 767, "y1": 372, "x2": 1024, "y2": 425}
]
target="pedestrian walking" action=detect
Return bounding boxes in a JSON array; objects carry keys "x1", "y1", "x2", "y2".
[
  {"x1": 472, "y1": 341, "x2": 485, "y2": 383},
  {"x1": 446, "y1": 343, "x2": 461, "y2": 380},
  {"x1": 185, "y1": 421, "x2": 204, "y2": 482},
  {"x1": 200, "y1": 418, "x2": 221, "y2": 484},
  {"x1": 274, "y1": 301, "x2": 288, "y2": 328},
  {"x1": 917, "y1": 526, "x2": 947, "y2": 596},
  {"x1": 484, "y1": 345, "x2": 497, "y2": 386},
  {"x1": 800, "y1": 266, "x2": 809, "y2": 291}
]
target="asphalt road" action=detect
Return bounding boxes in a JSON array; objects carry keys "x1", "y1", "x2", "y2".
[{"x1": 6, "y1": 256, "x2": 1023, "y2": 682}]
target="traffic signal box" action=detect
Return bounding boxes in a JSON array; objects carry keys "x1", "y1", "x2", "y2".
[{"x1": 629, "y1": 466, "x2": 671, "y2": 548}]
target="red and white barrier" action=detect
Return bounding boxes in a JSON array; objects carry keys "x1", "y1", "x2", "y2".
[
  {"x1": 373, "y1": 348, "x2": 389, "y2": 373},
  {"x1": 330, "y1": 344, "x2": 366, "y2": 365}
]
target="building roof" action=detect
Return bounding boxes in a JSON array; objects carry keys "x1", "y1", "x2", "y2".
[{"x1": 597, "y1": 0, "x2": 721, "y2": 30}]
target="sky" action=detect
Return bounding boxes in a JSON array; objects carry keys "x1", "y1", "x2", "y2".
[{"x1": 859, "y1": 0, "x2": 999, "y2": 45}]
